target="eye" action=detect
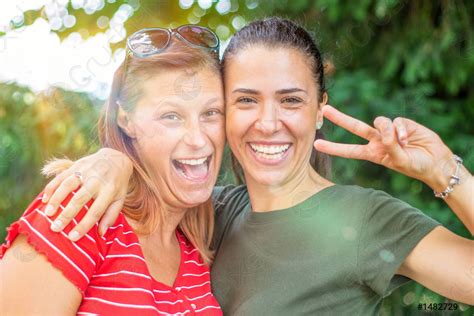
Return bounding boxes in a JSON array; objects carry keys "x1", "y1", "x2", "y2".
[
  {"x1": 161, "y1": 113, "x2": 181, "y2": 121},
  {"x1": 281, "y1": 97, "x2": 303, "y2": 104},
  {"x1": 237, "y1": 97, "x2": 257, "y2": 104},
  {"x1": 204, "y1": 109, "x2": 223, "y2": 117}
]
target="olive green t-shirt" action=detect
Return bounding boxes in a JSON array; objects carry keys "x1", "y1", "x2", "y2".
[{"x1": 210, "y1": 184, "x2": 440, "y2": 316}]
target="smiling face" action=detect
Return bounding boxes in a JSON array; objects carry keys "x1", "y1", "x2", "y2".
[
  {"x1": 225, "y1": 45, "x2": 325, "y2": 188},
  {"x1": 120, "y1": 67, "x2": 225, "y2": 209}
]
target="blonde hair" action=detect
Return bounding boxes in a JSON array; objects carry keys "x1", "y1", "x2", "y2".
[{"x1": 45, "y1": 39, "x2": 220, "y2": 264}]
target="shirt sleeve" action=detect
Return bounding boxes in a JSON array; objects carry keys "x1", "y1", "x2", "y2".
[
  {"x1": 356, "y1": 188, "x2": 441, "y2": 297},
  {"x1": 0, "y1": 191, "x2": 104, "y2": 297}
]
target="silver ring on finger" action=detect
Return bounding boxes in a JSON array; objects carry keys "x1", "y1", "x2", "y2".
[{"x1": 74, "y1": 171, "x2": 84, "y2": 185}]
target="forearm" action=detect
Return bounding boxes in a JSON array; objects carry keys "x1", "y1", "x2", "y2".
[
  {"x1": 443, "y1": 168, "x2": 473, "y2": 235},
  {"x1": 426, "y1": 152, "x2": 474, "y2": 236}
]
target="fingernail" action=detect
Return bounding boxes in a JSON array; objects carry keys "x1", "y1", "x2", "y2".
[
  {"x1": 399, "y1": 129, "x2": 407, "y2": 139},
  {"x1": 99, "y1": 225, "x2": 108, "y2": 237},
  {"x1": 45, "y1": 205, "x2": 55, "y2": 216},
  {"x1": 51, "y1": 219, "x2": 63, "y2": 232},
  {"x1": 42, "y1": 194, "x2": 48, "y2": 203},
  {"x1": 68, "y1": 230, "x2": 80, "y2": 242}
]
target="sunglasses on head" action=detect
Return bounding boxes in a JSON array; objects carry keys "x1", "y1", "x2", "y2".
[
  {"x1": 115, "y1": 24, "x2": 220, "y2": 107},
  {"x1": 127, "y1": 24, "x2": 220, "y2": 57}
]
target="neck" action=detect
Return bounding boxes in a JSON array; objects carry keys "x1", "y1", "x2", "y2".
[
  {"x1": 245, "y1": 165, "x2": 332, "y2": 212},
  {"x1": 127, "y1": 205, "x2": 187, "y2": 247}
]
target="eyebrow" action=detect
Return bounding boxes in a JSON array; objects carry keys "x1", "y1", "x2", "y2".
[
  {"x1": 231, "y1": 88, "x2": 307, "y2": 95},
  {"x1": 276, "y1": 88, "x2": 307, "y2": 95},
  {"x1": 155, "y1": 97, "x2": 222, "y2": 108},
  {"x1": 232, "y1": 88, "x2": 259, "y2": 95},
  {"x1": 204, "y1": 97, "x2": 222, "y2": 106}
]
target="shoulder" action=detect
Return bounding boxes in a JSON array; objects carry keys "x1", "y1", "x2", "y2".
[
  {"x1": 2, "y1": 192, "x2": 97, "y2": 254},
  {"x1": 344, "y1": 185, "x2": 441, "y2": 242},
  {"x1": 0, "y1": 193, "x2": 112, "y2": 294},
  {"x1": 212, "y1": 185, "x2": 248, "y2": 205},
  {"x1": 212, "y1": 185, "x2": 249, "y2": 216},
  {"x1": 325, "y1": 184, "x2": 402, "y2": 208},
  {"x1": 328, "y1": 183, "x2": 379, "y2": 197},
  {"x1": 339, "y1": 185, "x2": 421, "y2": 217},
  {"x1": 1, "y1": 191, "x2": 108, "y2": 293},
  {"x1": 317, "y1": 184, "x2": 374, "y2": 212},
  {"x1": 213, "y1": 185, "x2": 249, "y2": 213},
  {"x1": 0, "y1": 234, "x2": 83, "y2": 315},
  {"x1": 316, "y1": 184, "x2": 431, "y2": 227},
  {"x1": 211, "y1": 185, "x2": 249, "y2": 250},
  {"x1": 100, "y1": 212, "x2": 139, "y2": 250}
]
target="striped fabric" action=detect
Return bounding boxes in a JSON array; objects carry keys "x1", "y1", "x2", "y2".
[{"x1": 1, "y1": 192, "x2": 222, "y2": 316}]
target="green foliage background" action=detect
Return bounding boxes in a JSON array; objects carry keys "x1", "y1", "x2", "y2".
[{"x1": 0, "y1": 0, "x2": 472, "y2": 314}]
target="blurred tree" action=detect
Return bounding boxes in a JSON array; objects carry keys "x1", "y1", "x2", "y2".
[{"x1": 0, "y1": 83, "x2": 100, "y2": 243}]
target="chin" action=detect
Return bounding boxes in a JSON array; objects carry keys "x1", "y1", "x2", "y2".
[
  {"x1": 177, "y1": 187, "x2": 213, "y2": 207},
  {"x1": 247, "y1": 169, "x2": 288, "y2": 188}
]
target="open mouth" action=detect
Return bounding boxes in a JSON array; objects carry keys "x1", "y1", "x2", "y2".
[
  {"x1": 172, "y1": 155, "x2": 212, "y2": 182},
  {"x1": 248, "y1": 143, "x2": 292, "y2": 161}
]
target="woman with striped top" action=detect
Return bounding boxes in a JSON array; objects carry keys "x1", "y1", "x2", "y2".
[{"x1": 0, "y1": 25, "x2": 224, "y2": 315}]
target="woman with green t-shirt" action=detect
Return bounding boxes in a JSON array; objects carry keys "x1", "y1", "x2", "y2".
[{"x1": 33, "y1": 18, "x2": 474, "y2": 314}]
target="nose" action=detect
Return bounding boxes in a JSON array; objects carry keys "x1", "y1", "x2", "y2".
[
  {"x1": 254, "y1": 102, "x2": 282, "y2": 134},
  {"x1": 183, "y1": 120, "x2": 207, "y2": 148}
]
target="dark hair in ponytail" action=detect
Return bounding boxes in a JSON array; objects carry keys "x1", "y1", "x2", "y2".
[{"x1": 222, "y1": 17, "x2": 331, "y2": 184}]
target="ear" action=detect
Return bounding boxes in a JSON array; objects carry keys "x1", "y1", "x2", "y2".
[
  {"x1": 316, "y1": 92, "x2": 329, "y2": 124},
  {"x1": 321, "y1": 92, "x2": 328, "y2": 105},
  {"x1": 117, "y1": 104, "x2": 136, "y2": 138}
]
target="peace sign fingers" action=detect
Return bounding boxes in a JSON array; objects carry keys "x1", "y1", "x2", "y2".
[{"x1": 321, "y1": 105, "x2": 378, "y2": 141}]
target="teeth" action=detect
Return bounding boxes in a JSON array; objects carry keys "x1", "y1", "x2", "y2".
[
  {"x1": 254, "y1": 151, "x2": 285, "y2": 160},
  {"x1": 177, "y1": 157, "x2": 208, "y2": 165},
  {"x1": 249, "y1": 144, "x2": 290, "y2": 154}
]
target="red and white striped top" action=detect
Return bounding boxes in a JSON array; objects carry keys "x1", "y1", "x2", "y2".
[{"x1": 1, "y1": 192, "x2": 222, "y2": 316}]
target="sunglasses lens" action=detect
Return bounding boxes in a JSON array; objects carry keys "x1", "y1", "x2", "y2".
[
  {"x1": 128, "y1": 29, "x2": 170, "y2": 55},
  {"x1": 177, "y1": 25, "x2": 219, "y2": 48}
]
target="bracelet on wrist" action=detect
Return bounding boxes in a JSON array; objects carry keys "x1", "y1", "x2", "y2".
[{"x1": 433, "y1": 154, "x2": 463, "y2": 199}]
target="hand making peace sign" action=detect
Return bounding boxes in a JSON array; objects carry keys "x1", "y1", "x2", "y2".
[{"x1": 314, "y1": 105, "x2": 454, "y2": 189}]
